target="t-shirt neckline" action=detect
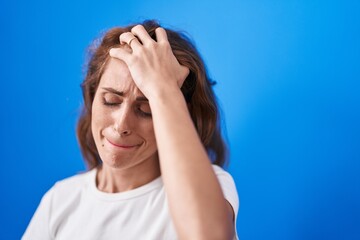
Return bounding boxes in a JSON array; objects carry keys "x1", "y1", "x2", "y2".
[{"x1": 88, "y1": 168, "x2": 163, "y2": 201}]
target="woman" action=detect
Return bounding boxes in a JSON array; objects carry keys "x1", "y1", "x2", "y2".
[{"x1": 23, "y1": 20, "x2": 239, "y2": 240}]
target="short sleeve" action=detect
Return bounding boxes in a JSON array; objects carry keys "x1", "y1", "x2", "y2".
[
  {"x1": 212, "y1": 165, "x2": 239, "y2": 240},
  {"x1": 22, "y1": 187, "x2": 54, "y2": 240}
]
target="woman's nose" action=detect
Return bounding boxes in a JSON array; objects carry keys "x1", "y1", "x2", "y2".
[
  {"x1": 114, "y1": 124, "x2": 132, "y2": 136},
  {"x1": 114, "y1": 106, "x2": 133, "y2": 136}
]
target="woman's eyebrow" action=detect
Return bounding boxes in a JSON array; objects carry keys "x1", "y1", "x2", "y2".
[
  {"x1": 102, "y1": 87, "x2": 123, "y2": 96},
  {"x1": 102, "y1": 87, "x2": 148, "y2": 101}
]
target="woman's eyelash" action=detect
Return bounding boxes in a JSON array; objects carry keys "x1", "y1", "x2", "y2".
[
  {"x1": 137, "y1": 109, "x2": 152, "y2": 118},
  {"x1": 102, "y1": 100, "x2": 120, "y2": 106},
  {"x1": 102, "y1": 100, "x2": 152, "y2": 118}
]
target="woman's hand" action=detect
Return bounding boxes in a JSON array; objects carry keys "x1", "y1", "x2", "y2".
[{"x1": 109, "y1": 25, "x2": 189, "y2": 100}]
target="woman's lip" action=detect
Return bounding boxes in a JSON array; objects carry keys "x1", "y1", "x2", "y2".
[{"x1": 106, "y1": 138, "x2": 138, "y2": 148}]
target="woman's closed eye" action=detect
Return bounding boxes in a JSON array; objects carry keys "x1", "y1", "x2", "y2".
[
  {"x1": 102, "y1": 95, "x2": 152, "y2": 118},
  {"x1": 137, "y1": 104, "x2": 152, "y2": 118},
  {"x1": 103, "y1": 99, "x2": 121, "y2": 106},
  {"x1": 102, "y1": 93, "x2": 122, "y2": 106}
]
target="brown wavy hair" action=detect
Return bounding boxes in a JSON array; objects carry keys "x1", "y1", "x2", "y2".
[{"x1": 77, "y1": 20, "x2": 228, "y2": 170}]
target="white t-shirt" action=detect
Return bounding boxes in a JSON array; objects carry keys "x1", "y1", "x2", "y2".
[{"x1": 23, "y1": 165, "x2": 239, "y2": 240}]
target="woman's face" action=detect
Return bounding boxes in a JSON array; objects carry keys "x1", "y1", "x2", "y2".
[{"x1": 91, "y1": 58, "x2": 158, "y2": 170}]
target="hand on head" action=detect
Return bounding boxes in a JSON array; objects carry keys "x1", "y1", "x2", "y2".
[{"x1": 109, "y1": 25, "x2": 190, "y2": 100}]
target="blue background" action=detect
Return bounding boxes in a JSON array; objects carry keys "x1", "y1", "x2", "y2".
[{"x1": 1, "y1": 0, "x2": 359, "y2": 239}]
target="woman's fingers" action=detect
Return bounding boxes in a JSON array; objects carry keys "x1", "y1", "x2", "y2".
[
  {"x1": 119, "y1": 32, "x2": 141, "y2": 48},
  {"x1": 111, "y1": 25, "x2": 189, "y2": 98},
  {"x1": 109, "y1": 47, "x2": 132, "y2": 62},
  {"x1": 155, "y1": 27, "x2": 189, "y2": 86},
  {"x1": 155, "y1": 27, "x2": 168, "y2": 43},
  {"x1": 131, "y1": 25, "x2": 155, "y2": 45},
  {"x1": 120, "y1": 26, "x2": 169, "y2": 49}
]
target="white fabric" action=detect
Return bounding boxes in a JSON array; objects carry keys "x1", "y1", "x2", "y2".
[{"x1": 23, "y1": 165, "x2": 239, "y2": 240}]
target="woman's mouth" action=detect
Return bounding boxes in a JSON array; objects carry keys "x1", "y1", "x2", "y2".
[{"x1": 106, "y1": 138, "x2": 139, "y2": 149}]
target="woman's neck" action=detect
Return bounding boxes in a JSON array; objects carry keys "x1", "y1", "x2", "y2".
[{"x1": 96, "y1": 159, "x2": 161, "y2": 193}]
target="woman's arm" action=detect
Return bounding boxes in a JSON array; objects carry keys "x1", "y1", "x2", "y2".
[
  {"x1": 110, "y1": 25, "x2": 234, "y2": 240},
  {"x1": 149, "y1": 87, "x2": 235, "y2": 240}
]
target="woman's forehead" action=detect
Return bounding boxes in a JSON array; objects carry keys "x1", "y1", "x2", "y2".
[
  {"x1": 101, "y1": 59, "x2": 132, "y2": 86},
  {"x1": 99, "y1": 58, "x2": 142, "y2": 96}
]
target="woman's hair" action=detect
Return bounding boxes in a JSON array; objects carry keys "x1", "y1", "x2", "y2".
[{"x1": 77, "y1": 20, "x2": 228, "y2": 169}]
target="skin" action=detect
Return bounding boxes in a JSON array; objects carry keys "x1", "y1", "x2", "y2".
[
  {"x1": 105, "y1": 25, "x2": 235, "y2": 239},
  {"x1": 91, "y1": 58, "x2": 161, "y2": 193}
]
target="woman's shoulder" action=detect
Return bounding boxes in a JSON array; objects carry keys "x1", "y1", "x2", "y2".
[
  {"x1": 46, "y1": 169, "x2": 96, "y2": 200},
  {"x1": 211, "y1": 165, "x2": 239, "y2": 208},
  {"x1": 211, "y1": 164, "x2": 237, "y2": 189},
  {"x1": 55, "y1": 168, "x2": 95, "y2": 187},
  {"x1": 212, "y1": 164, "x2": 234, "y2": 178}
]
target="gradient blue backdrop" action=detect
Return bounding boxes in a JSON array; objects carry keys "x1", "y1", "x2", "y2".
[{"x1": 1, "y1": 0, "x2": 359, "y2": 239}]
